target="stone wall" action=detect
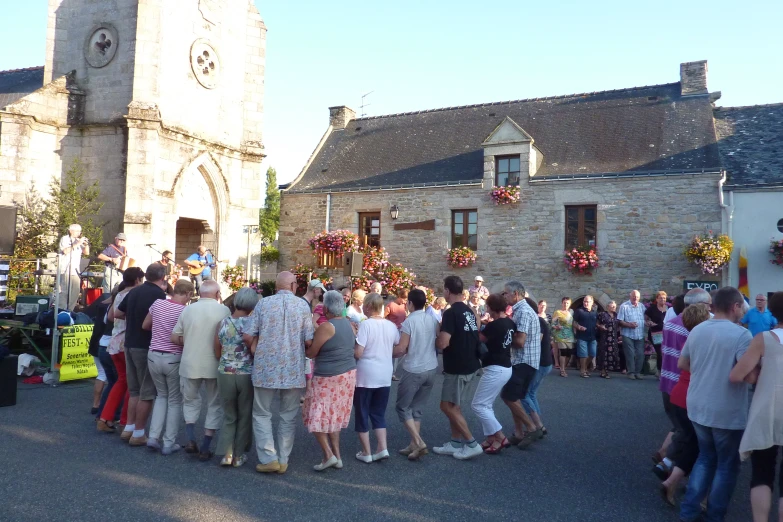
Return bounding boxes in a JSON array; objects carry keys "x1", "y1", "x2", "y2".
[{"x1": 279, "y1": 173, "x2": 723, "y2": 305}]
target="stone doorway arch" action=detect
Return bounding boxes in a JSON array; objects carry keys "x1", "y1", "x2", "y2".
[{"x1": 171, "y1": 152, "x2": 228, "y2": 276}]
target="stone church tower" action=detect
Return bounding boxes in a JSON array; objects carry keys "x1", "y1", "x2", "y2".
[{"x1": 0, "y1": 0, "x2": 266, "y2": 269}]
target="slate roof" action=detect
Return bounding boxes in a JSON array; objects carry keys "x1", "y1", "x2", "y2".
[
  {"x1": 0, "y1": 66, "x2": 44, "y2": 109},
  {"x1": 289, "y1": 83, "x2": 722, "y2": 193},
  {"x1": 714, "y1": 104, "x2": 783, "y2": 189}
]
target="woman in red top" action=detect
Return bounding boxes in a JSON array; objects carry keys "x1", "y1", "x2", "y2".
[
  {"x1": 386, "y1": 288, "x2": 409, "y2": 381},
  {"x1": 658, "y1": 303, "x2": 710, "y2": 505}
]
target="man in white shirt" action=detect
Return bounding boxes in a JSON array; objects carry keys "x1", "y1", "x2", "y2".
[
  {"x1": 618, "y1": 290, "x2": 646, "y2": 380},
  {"x1": 58, "y1": 224, "x2": 89, "y2": 310}
]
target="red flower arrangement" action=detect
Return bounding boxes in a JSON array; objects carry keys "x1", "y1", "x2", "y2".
[
  {"x1": 770, "y1": 238, "x2": 783, "y2": 267},
  {"x1": 447, "y1": 247, "x2": 477, "y2": 268},
  {"x1": 290, "y1": 263, "x2": 332, "y2": 295},
  {"x1": 563, "y1": 246, "x2": 599, "y2": 275},
  {"x1": 308, "y1": 230, "x2": 360, "y2": 254},
  {"x1": 489, "y1": 185, "x2": 521, "y2": 205},
  {"x1": 375, "y1": 263, "x2": 416, "y2": 296}
]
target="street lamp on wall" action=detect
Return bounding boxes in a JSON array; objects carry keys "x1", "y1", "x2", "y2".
[{"x1": 390, "y1": 205, "x2": 399, "y2": 220}]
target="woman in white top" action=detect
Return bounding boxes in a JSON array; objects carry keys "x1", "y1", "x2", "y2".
[
  {"x1": 730, "y1": 291, "x2": 783, "y2": 522},
  {"x1": 353, "y1": 292, "x2": 400, "y2": 463},
  {"x1": 346, "y1": 289, "x2": 367, "y2": 326}
]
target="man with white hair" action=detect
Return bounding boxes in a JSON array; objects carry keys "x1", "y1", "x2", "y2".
[
  {"x1": 245, "y1": 271, "x2": 314, "y2": 474},
  {"x1": 57, "y1": 224, "x2": 89, "y2": 310},
  {"x1": 618, "y1": 290, "x2": 646, "y2": 380},
  {"x1": 171, "y1": 279, "x2": 230, "y2": 461}
]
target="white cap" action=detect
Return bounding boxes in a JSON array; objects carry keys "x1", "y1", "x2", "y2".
[{"x1": 474, "y1": 276, "x2": 484, "y2": 282}]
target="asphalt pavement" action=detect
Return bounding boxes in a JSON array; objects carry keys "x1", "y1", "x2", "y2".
[{"x1": 0, "y1": 370, "x2": 759, "y2": 522}]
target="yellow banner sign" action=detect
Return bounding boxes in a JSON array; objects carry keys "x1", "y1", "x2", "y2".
[{"x1": 59, "y1": 325, "x2": 98, "y2": 382}]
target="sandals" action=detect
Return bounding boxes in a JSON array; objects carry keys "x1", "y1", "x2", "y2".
[
  {"x1": 581, "y1": 372, "x2": 590, "y2": 378},
  {"x1": 600, "y1": 372, "x2": 610, "y2": 379},
  {"x1": 480, "y1": 439, "x2": 492, "y2": 450},
  {"x1": 559, "y1": 370, "x2": 568, "y2": 377},
  {"x1": 484, "y1": 441, "x2": 504, "y2": 455}
]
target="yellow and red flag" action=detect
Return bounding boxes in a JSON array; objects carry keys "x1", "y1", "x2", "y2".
[{"x1": 738, "y1": 246, "x2": 749, "y2": 299}]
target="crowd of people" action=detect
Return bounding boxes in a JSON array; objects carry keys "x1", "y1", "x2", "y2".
[{"x1": 82, "y1": 261, "x2": 782, "y2": 521}]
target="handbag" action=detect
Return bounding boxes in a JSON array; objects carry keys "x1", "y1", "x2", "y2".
[{"x1": 470, "y1": 327, "x2": 489, "y2": 361}]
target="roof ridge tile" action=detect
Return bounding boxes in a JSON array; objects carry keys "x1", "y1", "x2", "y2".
[
  {"x1": 0, "y1": 65, "x2": 45, "y2": 75},
  {"x1": 354, "y1": 82, "x2": 678, "y2": 121}
]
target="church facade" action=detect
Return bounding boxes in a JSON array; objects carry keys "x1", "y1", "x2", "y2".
[{"x1": 0, "y1": 0, "x2": 266, "y2": 269}]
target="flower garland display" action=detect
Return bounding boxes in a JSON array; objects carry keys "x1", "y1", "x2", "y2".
[
  {"x1": 770, "y1": 238, "x2": 783, "y2": 267},
  {"x1": 248, "y1": 279, "x2": 276, "y2": 297},
  {"x1": 362, "y1": 246, "x2": 390, "y2": 275},
  {"x1": 221, "y1": 265, "x2": 246, "y2": 292},
  {"x1": 489, "y1": 185, "x2": 521, "y2": 205},
  {"x1": 563, "y1": 246, "x2": 599, "y2": 275},
  {"x1": 684, "y1": 232, "x2": 733, "y2": 275},
  {"x1": 447, "y1": 247, "x2": 477, "y2": 268},
  {"x1": 291, "y1": 263, "x2": 333, "y2": 295},
  {"x1": 308, "y1": 230, "x2": 360, "y2": 254},
  {"x1": 421, "y1": 286, "x2": 436, "y2": 307},
  {"x1": 376, "y1": 263, "x2": 416, "y2": 296}
]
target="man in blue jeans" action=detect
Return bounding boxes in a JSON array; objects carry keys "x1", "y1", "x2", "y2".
[
  {"x1": 677, "y1": 287, "x2": 752, "y2": 522},
  {"x1": 573, "y1": 295, "x2": 598, "y2": 378}
]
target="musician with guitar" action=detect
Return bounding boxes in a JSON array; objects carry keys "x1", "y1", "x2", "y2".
[
  {"x1": 183, "y1": 245, "x2": 215, "y2": 292},
  {"x1": 58, "y1": 223, "x2": 90, "y2": 310},
  {"x1": 98, "y1": 233, "x2": 131, "y2": 292}
]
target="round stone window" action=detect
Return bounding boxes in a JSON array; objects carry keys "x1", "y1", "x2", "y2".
[
  {"x1": 84, "y1": 24, "x2": 119, "y2": 68},
  {"x1": 777, "y1": 218, "x2": 783, "y2": 233},
  {"x1": 190, "y1": 40, "x2": 220, "y2": 89}
]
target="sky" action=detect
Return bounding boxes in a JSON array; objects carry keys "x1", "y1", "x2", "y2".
[{"x1": 3, "y1": 0, "x2": 782, "y2": 186}]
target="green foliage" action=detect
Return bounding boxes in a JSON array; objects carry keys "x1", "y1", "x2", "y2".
[
  {"x1": 259, "y1": 166, "x2": 280, "y2": 242},
  {"x1": 7, "y1": 160, "x2": 105, "y2": 304},
  {"x1": 259, "y1": 245, "x2": 280, "y2": 264}
]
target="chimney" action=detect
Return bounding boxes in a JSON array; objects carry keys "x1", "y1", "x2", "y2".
[
  {"x1": 680, "y1": 60, "x2": 708, "y2": 96},
  {"x1": 329, "y1": 105, "x2": 356, "y2": 129}
]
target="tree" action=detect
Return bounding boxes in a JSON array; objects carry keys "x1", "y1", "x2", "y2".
[{"x1": 259, "y1": 166, "x2": 280, "y2": 242}]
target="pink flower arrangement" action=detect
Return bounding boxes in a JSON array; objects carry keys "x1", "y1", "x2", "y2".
[
  {"x1": 221, "y1": 265, "x2": 247, "y2": 292},
  {"x1": 489, "y1": 185, "x2": 521, "y2": 205},
  {"x1": 770, "y1": 238, "x2": 783, "y2": 267},
  {"x1": 308, "y1": 229, "x2": 360, "y2": 254},
  {"x1": 447, "y1": 247, "x2": 477, "y2": 268},
  {"x1": 563, "y1": 246, "x2": 599, "y2": 275},
  {"x1": 362, "y1": 246, "x2": 390, "y2": 275}
]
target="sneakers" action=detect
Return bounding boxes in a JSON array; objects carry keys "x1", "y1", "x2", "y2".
[
  {"x1": 220, "y1": 455, "x2": 233, "y2": 467},
  {"x1": 453, "y1": 443, "x2": 483, "y2": 460},
  {"x1": 432, "y1": 442, "x2": 461, "y2": 455},
  {"x1": 232, "y1": 454, "x2": 248, "y2": 468},
  {"x1": 129, "y1": 435, "x2": 148, "y2": 447},
  {"x1": 255, "y1": 460, "x2": 281, "y2": 473},
  {"x1": 146, "y1": 438, "x2": 161, "y2": 451},
  {"x1": 161, "y1": 444, "x2": 181, "y2": 456}
]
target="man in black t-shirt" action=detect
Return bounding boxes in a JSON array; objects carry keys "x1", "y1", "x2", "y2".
[
  {"x1": 433, "y1": 276, "x2": 483, "y2": 460},
  {"x1": 116, "y1": 263, "x2": 167, "y2": 446},
  {"x1": 573, "y1": 295, "x2": 598, "y2": 378}
]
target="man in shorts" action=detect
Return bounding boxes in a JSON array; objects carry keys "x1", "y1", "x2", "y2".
[
  {"x1": 433, "y1": 275, "x2": 483, "y2": 460},
  {"x1": 502, "y1": 281, "x2": 542, "y2": 448}
]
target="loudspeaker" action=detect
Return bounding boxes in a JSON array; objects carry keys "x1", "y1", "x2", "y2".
[
  {"x1": 0, "y1": 206, "x2": 17, "y2": 255},
  {"x1": 343, "y1": 252, "x2": 364, "y2": 277}
]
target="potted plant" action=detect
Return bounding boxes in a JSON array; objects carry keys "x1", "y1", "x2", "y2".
[
  {"x1": 221, "y1": 265, "x2": 246, "y2": 292},
  {"x1": 563, "y1": 246, "x2": 599, "y2": 275},
  {"x1": 770, "y1": 238, "x2": 783, "y2": 267},
  {"x1": 447, "y1": 247, "x2": 477, "y2": 268},
  {"x1": 489, "y1": 185, "x2": 521, "y2": 205},
  {"x1": 684, "y1": 232, "x2": 733, "y2": 275}
]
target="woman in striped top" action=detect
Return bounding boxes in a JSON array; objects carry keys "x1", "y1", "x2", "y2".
[{"x1": 143, "y1": 279, "x2": 194, "y2": 454}]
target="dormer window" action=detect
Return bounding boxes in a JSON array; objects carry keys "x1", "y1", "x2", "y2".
[{"x1": 496, "y1": 156, "x2": 520, "y2": 186}]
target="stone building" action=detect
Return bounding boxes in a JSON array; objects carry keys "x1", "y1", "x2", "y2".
[
  {"x1": 0, "y1": 0, "x2": 266, "y2": 271},
  {"x1": 280, "y1": 61, "x2": 727, "y2": 306},
  {"x1": 715, "y1": 103, "x2": 783, "y2": 297}
]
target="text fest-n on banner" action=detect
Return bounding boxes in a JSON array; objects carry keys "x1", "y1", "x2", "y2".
[{"x1": 59, "y1": 325, "x2": 97, "y2": 382}]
